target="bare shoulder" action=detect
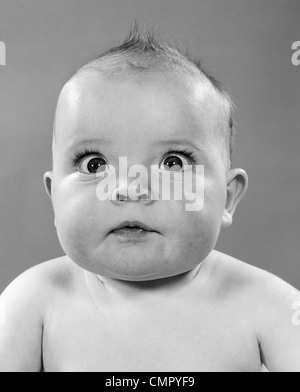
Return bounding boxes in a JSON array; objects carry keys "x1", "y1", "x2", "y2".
[
  {"x1": 0, "y1": 257, "x2": 80, "y2": 372},
  {"x1": 212, "y1": 252, "x2": 300, "y2": 372},
  {"x1": 211, "y1": 250, "x2": 299, "y2": 300},
  {"x1": 1, "y1": 256, "x2": 81, "y2": 309},
  {"x1": 212, "y1": 250, "x2": 300, "y2": 336}
]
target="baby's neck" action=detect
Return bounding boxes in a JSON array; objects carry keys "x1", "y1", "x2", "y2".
[{"x1": 95, "y1": 262, "x2": 205, "y2": 300}]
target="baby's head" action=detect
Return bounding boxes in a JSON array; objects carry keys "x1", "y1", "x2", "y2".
[{"x1": 44, "y1": 24, "x2": 248, "y2": 281}]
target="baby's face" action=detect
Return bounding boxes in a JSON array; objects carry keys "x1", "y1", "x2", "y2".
[{"x1": 47, "y1": 70, "x2": 233, "y2": 281}]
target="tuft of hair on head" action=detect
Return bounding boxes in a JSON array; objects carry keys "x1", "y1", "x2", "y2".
[
  {"x1": 53, "y1": 20, "x2": 236, "y2": 171},
  {"x1": 76, "y1": 19, "x2": 201, "y2": 76}
]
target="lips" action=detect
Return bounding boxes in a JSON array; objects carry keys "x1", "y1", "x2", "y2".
[{"x1": 111, "y1": 220, "x2": 155, "y2": 233}]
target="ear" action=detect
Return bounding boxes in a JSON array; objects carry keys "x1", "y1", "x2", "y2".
[
  {"x1": 43, "y1": 171, "x2": 53, "y2": 200},
  {"x1": 221, "y1": 168, "x2": 248, "y2": 228}
]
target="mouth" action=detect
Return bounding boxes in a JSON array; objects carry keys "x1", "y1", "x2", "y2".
[{"x1": 110, "y1": 220, "x2": 158, "y2": 237}]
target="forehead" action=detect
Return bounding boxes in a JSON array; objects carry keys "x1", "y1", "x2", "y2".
[{"x1": 54, "y1": 69, "x2": 223, "y2": 151}]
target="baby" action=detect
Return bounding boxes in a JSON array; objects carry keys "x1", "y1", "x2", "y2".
[{"x1": 1, "y1": 25, "x2": 300, "y2": 372}]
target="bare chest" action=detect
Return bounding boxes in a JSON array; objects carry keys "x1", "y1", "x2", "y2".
[{"x1": 43, "y1": 298, "x2": 261, "y2": 372}]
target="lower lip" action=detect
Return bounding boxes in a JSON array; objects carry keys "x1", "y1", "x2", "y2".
[{"x1": 112, "y1": 228, "x2": 154, "y2": 238}]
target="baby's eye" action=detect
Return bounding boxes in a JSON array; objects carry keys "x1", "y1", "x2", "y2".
[
  {"x1": 160, "y1": 154, "x2": 192, "y2": 172},
  {"x1": 78, "y1": 155, "x2": 108, "y2": 175}
]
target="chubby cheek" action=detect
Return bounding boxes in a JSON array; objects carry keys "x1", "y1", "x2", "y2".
[
  {"x1": 176, "y1": 177, "x2": 225, "y2": 249},
  {"x1": 159, "y1": 178, "x2": 224, "y2": 263},
  {"x1": 170, "y1": 207, "x2": 221, "y2": 259},
  {"x1": 53, "y1": 186, "x2": 106, "y2": 262}
]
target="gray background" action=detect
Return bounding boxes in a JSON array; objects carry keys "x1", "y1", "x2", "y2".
[{"x1": 0, "y1": 0, "x2": 299, "y2": 293}]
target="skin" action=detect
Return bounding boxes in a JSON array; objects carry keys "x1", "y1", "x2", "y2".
[
  {"x1": 44, "y1": 69, "x2": 248, "y2": 288},
  {"x1": 1, "y1": 70, "x2": 300, "y2": 372}
]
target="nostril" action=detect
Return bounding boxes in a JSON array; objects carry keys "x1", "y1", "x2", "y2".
[
  {"x1": 118, "y1": 193, "x2": 128, "y2": 201},
  {"x1": 111, "y1": 190, "x2": 128, "y2": 201},
  {"x1": 140, "y1": 194, "x2": 150, "y2": 201},
  {"x1": 110, "y1": 188, "x2": 153, "y2": 204}
]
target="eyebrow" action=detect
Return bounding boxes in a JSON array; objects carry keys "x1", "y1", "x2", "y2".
[
  {"x1": 151, "y1": 139, "x2": 206, "y2": 153},
  {"x1": 63, "y1": 137, "x2": 111, "y2": 152},
  {"x1": 64, "y1": 137, "x2": 205, "y2": 153}
]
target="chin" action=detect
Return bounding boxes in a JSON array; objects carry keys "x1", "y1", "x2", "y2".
[
  {"x1": 100, "y1": 258, "x2": 194, "y2": 282},
  {"x1": 110, "y1": 269, "x2": 177, "y2": 281},
  {"x1": 84, "y1": 257, "x2": 177, "y2": 282},
  {"x1": 102, "y1": 266, "x2": 167, "y2": 282}
]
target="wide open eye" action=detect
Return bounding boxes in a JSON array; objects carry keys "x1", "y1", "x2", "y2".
[
  {"x1": 78, "y1": 156, "x2": 108, "y2": 175},
  {"x1": 160, "y1": 154, "x2": 192, "y2": 172}
]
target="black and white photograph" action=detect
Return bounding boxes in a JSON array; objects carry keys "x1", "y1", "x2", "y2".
[{"x1": 0, "y1": 0, "x2": 299, "y2": 373}]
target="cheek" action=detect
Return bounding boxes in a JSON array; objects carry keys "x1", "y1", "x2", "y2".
[
  {"x1": 168, "y1": 178, "x2": 225, "y2": 246},
  {"x1": 163, "y1": 201, "x2": 220, "y2": 246},
  {"x1": 204, "y1": 171, "x2": 227, "y2": 220},
  {"x1": 53, "y1": 186, "x2": 105, "y2": 258}
]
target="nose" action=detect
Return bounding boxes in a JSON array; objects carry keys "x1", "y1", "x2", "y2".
[{"x1": 111, "y1": 182, "x2": 154, "y2": 206}]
